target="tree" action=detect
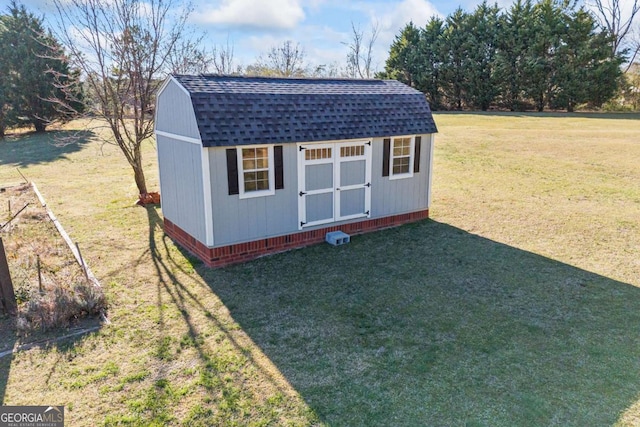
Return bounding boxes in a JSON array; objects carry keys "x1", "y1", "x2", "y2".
[
  {"x1": 379, "y1": 22, "x2": 422, "y2": 87},
  {"x1": 462, "y1": 1, "x2": 500, "y2": 110},
  {"x1": 588, "y1": 0, "x2": 640, "y2": 69},
  {"x1": 522, "y1": 0, "x2": 569, "y2": 111},
  {"x1": 249, "y1": 40, "x2": 308, "y2": 77},
  {"x1": 495, "y1": 0, "x2": 536, "y2": 111},
  {"x1": 0, "y1": 2, "x2": 79, "y2": 133},
  {"x1": 345, "y1": 21, "x2": 380, "y2": 79},
  {"x1": 0, "y1": 15, "x2": 9, "y2": 139},
  {"x1": 53, "y1": 0, "x2": 207, "y2": 196},
  {"x1": 440, "y1": 8, "x2": 471, "y2": 110},
  {"x1": 211, "y1": 37, "x2": 238, "y2": 75},
  {"x1": 417, "y1": 17, "x2": 445, "y2": 110},
  {"x1": 552, "y1": 6, "x2": 622, "y2": 110}
]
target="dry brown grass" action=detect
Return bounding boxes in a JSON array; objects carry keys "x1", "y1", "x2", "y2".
[
  {"x1": 0, "y1": 182, "x2": 106, "y2": 335},
  {"x1": 0, "y1": 113, "x2": 639, "y2": 426}
]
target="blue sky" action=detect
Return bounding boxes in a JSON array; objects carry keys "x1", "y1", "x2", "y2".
[
  {"x1": 5, "y1": 0, "x2": 622, "y2": 74},
  {"x1": 185, "y1": 0, "x2": 513, "y2": 72},
  {"x1": 2, "y1": 0, "x2": 512, "y2": 73}
]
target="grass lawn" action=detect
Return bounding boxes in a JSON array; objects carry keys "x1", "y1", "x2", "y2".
[{"x1": 0, "y1": 112, "x2": 639, "y2": 426}]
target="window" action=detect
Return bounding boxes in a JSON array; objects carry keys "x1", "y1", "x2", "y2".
[
  {"x1": 241, "y1": 147, "x2": 270, "y2": 192},
  {"x1": 392, "y1": 137, "x2": 412, "y2": 175},
  {"x1": 340, "y1": 145, "x2": 364, "y2": 157},
  {"x1": 226, "y1": 145, "x2": 283, "y2": 197},
  {"x1": 382, "y1": 136, "x2": 421, "y2": 179},
  {"x1": 305, "y1": 147, "x2": 332, "y2": 161},
  {"x1": 390, "y1": 137, "x2": 414, "y2": 179}
]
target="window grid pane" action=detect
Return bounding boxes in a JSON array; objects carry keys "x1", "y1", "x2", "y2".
[
  {"x1": 305, "y1": 147, "x2": 332, "y2": 161},
  {"x1": 341, "y1": 145, "x2": 364, "y2": 157},
  {"x1": 391, "y1": 137, "x2": 412, "y2": 176},
  {"x1": 242, "y1": 147, "x2": 270, "y2": 192}
]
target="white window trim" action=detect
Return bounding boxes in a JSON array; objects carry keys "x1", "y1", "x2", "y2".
[
  {"x1": 389, "y1": 135, "x2": 415, "y2": 180},
  {"x1": 237, "y1": 145, "x2": 276, "y2": 199}
]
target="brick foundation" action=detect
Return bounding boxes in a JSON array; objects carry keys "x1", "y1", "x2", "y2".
[{"x1": 164, "y1": 209, "x2": 429, "y2": 268}]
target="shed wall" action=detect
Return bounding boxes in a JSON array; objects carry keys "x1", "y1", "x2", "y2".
[
  {"x1": 370, "y1": 135, "x2": 431, "y2": 217},
  {"x1": 209, "y1": 146, "x2": 298, "y2": 246},
  {"x1": 157, "y1": 135, "x2": 206, "y2": 243},
  {"x1": 155, "y1": 79, "x2": 201, "y2": 139},
  {"x1": 206, "y1": 135, "x2": 433, "y2": 247}
]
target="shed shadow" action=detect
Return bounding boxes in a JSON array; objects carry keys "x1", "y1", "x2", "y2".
[
  {"x1": 0, "y1": 130, "x2": 95, "y2": 168},
  {"x1": 196, "y1": 219, "x2": 640, "y2": 426}
]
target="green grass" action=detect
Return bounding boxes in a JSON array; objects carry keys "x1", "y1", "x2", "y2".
[{"x1": 0, "y1": 113, "x2": 639, "y2": 426}]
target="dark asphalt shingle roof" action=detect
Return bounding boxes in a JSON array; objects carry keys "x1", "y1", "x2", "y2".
[{"x1": 172, "y1": 74, "x2": 438, "y2": 147}]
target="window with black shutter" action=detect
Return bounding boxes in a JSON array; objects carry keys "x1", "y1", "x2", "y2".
[{"x1": 227, "y1": 145, "x2": 283, "y2": 198}]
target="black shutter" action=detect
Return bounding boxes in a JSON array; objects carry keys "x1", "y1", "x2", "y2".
[
  {"x1": 226, "y1": 148, "x2": 239, "y2": 195},
  {"x1": 274, "y1": 145, "x2": 284, "y2": 190},
  {"x1": 414, "y1": 136, "x2": 422, "y2": 173},
  {"x1": 382, "y1": 138, "x2": 391, "y2": 177}
]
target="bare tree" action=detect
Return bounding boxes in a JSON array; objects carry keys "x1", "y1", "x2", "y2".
[
  {"x1": 168, "y1": 37, "x2": 210, "y2": 75},
  {"x1": 249, "y1": 40, "x2": 308, "y2": 77},
  {"x1": 211, "y1": 37, "x2": 237, "y2": 75},
  {"x1": 344, "y1": 21, "x2": 380, "y2": 79},
  {"x1": 588, "y1": 0, "x2": 640, "y2": 69},
  {"x1": 53, "y1": 0, "x2": 206, "y2": 196}
]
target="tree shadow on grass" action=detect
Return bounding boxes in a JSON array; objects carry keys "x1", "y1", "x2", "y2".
[
  {"x1": 135, "y1": 206, "x2": 315, "y2": 424},
  {"x1": 0, "y1": 130, "x2": 95, "y2": 168},
  {"x1": 196, "y1": 219, "x2": 640, "y2": 426}
]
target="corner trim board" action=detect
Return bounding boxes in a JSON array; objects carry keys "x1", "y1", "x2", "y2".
[
  {"x1": 155, "y1": 130, "x2": 202, "y2": 145},
  {"x1": 201, "y1": 147, "x2": 214, "y2": 246},
  {"x1": 427, "y1": 134, "x2": 435, "y2": 208}
]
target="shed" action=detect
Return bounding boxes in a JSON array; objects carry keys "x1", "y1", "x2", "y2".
[{"x1": 154, "y1": 74, "x2": 438, "y2": 267}]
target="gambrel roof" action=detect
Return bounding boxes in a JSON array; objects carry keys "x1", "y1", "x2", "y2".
[{"x1": 170, "y1": 74, "x2": 438, "y2": 147}]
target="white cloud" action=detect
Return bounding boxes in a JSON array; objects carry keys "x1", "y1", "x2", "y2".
[
  {"x1": 344, "y1": 0, "x2": 440, "y2": 73},
  {"x1": 194, "y1": 0, "x2": 306, "y2": 30},
  {"x1": 369, "y1": 0, "x2": 440, "y2": 45}
]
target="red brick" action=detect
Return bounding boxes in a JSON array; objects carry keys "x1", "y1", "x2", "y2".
[{"x1": 164, "y1": 210, "x2": 429, "y2": 268}]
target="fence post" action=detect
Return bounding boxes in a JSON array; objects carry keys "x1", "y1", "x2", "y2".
[
  {"x1": 76, "y1": 242, "x2": 89, "y2": 282},
  {"x1": 0, "y1": 237, "x2": 17, "y2": 316}
]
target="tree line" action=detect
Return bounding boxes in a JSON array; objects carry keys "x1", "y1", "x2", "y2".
[
  {"x1": 378, "y1": 0, "x2": 625, "y2": 112},
  {"x1": 1, "y1": 0, "x2": 637, "y2": 196},
  {"x1": 0, "y1": 3, "x2": 82, "y2": 137}
]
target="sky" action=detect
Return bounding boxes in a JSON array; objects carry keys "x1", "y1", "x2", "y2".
[
  {"x1": 2, "y1": 0, "x2": 634, "y2": 74},
  {"x1": 0, "y1": 0, "x2": 513, "y2": 73},
  {"x1": 176, "y1": 0, "x2": 515, "y2": 71}
]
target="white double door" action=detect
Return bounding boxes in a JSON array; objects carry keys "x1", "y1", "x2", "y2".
[{"x1": 297, "y1": 140, "x2": 372, "y2": 229}]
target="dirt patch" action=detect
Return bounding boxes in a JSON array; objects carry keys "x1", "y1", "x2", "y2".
[{"x1": 0, "y1": 183, "x2": 106, "y2": 350}]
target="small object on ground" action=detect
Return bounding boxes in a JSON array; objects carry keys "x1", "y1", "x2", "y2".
[
  {"x1": 326, "y1": 231, "x2": 350, "y2": 246},
  {"x1": 137, "y1": 192, "x2": 160, "y2": 206}
]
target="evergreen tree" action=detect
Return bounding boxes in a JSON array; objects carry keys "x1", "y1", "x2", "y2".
[
  {"x1": 552, "y1": 7, "x2": 622, "y2": 111},
  {"x1": 0, "y1": 2, "x2": 78, "y2": 132},
  {"x1": 462, "y1": 1, "x2": 500, "y2": 110},
  {"x1": 495, "y1": 0, "x2": 535, "y2": 111},
  {"x1": 380, "y1": 0, "x2": 625, "y2": 112},
  {"x1": 417, "y1": 17, "x2": 445, "y2": 110},
  {"x1": 0, "y1": 16, "x2": 8, "y2": 138},
  {"x1": 523, "y1": 0, "x2": 566, "y2": 112},
  {"x1": 440, "y1": 8, "x2": 471, "y2": 110},
  {"x1": 379, "y1": 22, "x2": 422, "y2": 88}
]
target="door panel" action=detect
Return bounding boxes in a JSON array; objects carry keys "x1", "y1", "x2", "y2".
[
  {"x1": 339, "y1": 159, "x2": 366, "y2": 187},
  {"x1": 339, "y1": 188, "x2": 365, "y2": 218},
  {"x1": 298, "y1": 141, "x2": 371, "y2": 229},
  {"x1": 305, "y1": 193, "x2": 334, "y2": 223},
  {"x1": 305, "y1": 164, "x2": 333, "y2": 191}
]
